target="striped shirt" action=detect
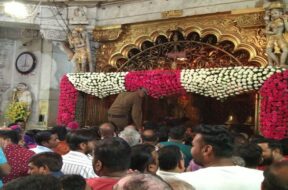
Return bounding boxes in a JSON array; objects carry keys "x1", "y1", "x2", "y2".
[{"x1": 61, "y1": 151, "x2": 97, "y2": 178}]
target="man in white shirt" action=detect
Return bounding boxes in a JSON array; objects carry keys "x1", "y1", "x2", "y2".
[
  {"x1": 61, "y1": 129, "x2": 97, "y2": 178},
  {"x1": 156, "y1": 145, "x2": 185, "y2": 180},
  {"x1": 30, "y1": 130, "x2": 59, "y2": 154},
  {"x1": 176, "y1": 125, "x2": 264, "y2": 190}
]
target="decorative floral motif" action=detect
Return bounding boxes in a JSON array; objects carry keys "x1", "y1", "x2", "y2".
[
  {"x1": 5, "y1": 102, "x2": 30, "y2": 122},
  {"x1": 59, "y1": 67, "x2": 287, "y2": 129},
  {"x1": 260, "y1": 70, "x2": 288, "y2": 139},
  {"x1": 57, "y1": 75, "x2": 78, "y2": 125},
  {"x1": 181, "y1": 66, "x2": 284, "y2": 100},
  {"x1": 125, "y1": 70, "x2": 185, "y2": 98},
  {"x1": 66, "y1": 67, "x2": 285, "y2": 100},
  {"x1": 67, "y1": 72, "x2": 127, "y2": 98}
]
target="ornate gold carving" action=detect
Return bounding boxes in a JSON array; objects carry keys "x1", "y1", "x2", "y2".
[
  {"x1": 95, "y1": 12, "x2": 269, "y2": 71},
  {"x1": 93, "y1": 25, "x2": 124, "y2": 42},
  {"x1": 235, "y1": 12, "x2": 265, "y2": 28},
  {"x1": 161, "y1": 10, "x2": 183, "y2": 18}
]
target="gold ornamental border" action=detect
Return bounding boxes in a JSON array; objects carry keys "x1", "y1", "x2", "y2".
[{"x1": 93, "y1": 11, "x2": 267, "y2": 71}]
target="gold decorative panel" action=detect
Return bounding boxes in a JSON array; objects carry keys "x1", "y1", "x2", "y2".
[{"x1": 93, "y1": 11, "x2": 267, "y2": 71}]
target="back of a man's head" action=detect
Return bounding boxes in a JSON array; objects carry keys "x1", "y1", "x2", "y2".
[
  {"x1": 195, "y1": 125, "x2": 234, "y2": 158},
  {"x1": 0, "y1": 130, "x2": 20, "y2": 144},
  {"x1": 130, "y1": 144, "x2": 157, "y2": 173},
  {"x1": 66, "y1": 129, "x2": 96, "y2": 151},
  {"x1": 165, "y1": 178, "x2": 195, "y2": 190},
  {"x1": 158, "y1": 145, "x2": 183, "y2": 171},
  {"x1": 34, "y1": 131, "x2": 52, "y2": 146},
  {"x1": 60, "y1": 175, "x2": 86, "y2": 190},
  {"x1": 141, "y1": 129, "x2": 158, "y2": 145},
  {"x1": 93, "y1": 137, "x2": 131, "y2": 175},
  {"x1": 29, "y1": 152, "x2": 63, "y2": 173},
  {"x1": 99, "y1": 122, "x2": 116, "y2": 139},
  {"x1": 119, "y1": 128, "x2": 141, "y2": 146},
  {"x1": 113, "y1": 173, "x2": 172, "y2": 190},
  {"x1": 262, "y1": 160, "x2": 288, "y2": 190},
  {"x1": 2, "y1": 175, "x2": 61, "y2": 190},
  {"x1": 234, "y1": 143, "x2": 262, "y2": 168},
  {"x1": 169, "y1": 126, "x2": 185, "y2": 140}
]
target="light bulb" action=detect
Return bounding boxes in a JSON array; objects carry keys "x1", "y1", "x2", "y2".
[{"x1": 4, "y1": 1, "x2": 28, "y2": 18}]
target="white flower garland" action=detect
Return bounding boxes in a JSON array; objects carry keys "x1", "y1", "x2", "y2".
[
  {"x1": 66, "y1": 67, "x2": 285, "y2": 100},
  {"x1": 180, "y1": 66, "x2": 285, "y2": 100},
  {"x1": 67, "y1": 72, "x2": 128, "y2": 98}
]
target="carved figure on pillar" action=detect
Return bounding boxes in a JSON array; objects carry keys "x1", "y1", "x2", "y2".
[
  {"x1": 264, "y1": 1, "x2": 288, "y2": 67},
  {"x1": 61, "y1": 26, "x2": 94, "y2": 72}
]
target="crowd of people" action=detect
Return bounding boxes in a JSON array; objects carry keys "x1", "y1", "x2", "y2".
[{"x1": 0, "y1": 118, "x2": 287, "y2": 190}]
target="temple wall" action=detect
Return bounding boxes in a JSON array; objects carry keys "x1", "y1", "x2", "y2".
[{"x1": 0, "y1": 0, "x2": 280, "y2": 128}]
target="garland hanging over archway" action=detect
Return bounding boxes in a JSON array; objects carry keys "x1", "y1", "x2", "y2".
[{"x1": 57, "y1": 66, "x2": 287, "y2": 140}]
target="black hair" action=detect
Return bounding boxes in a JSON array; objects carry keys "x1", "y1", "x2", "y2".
[
  {"x1": 280, "y1": 138, "x2": 288, "y2": 156},
  {"x1": 262, "y1": 160, "x2": 288, "y2": 190},
  {"x1": 168, "y1": 126, "x2": 185, "y2": 140},
  {"x1": 158, "y1": 126, "x2": 169, "y2": 142},
  {"x1": 253, "y1": 138, "x2": 283, "y2": 154},
  {"x1": 66, "y1": 129, "x2": 97, "y2": 151},
  {"x1": 158, "y1": 145, "x2": 182, "y2": 171},
  {"x1": 29, "y1": 152, "x2": 62, "y2": 172},
  {"x1": 130, "y1": 144, "x2": 156, "y2": 173},
  {"x1": 0, "y1": 130, "x2": 20, "y2": 144},
  {"x1": 60, "y1": 175, "x2": 86, "y2": 190},
  {"x1": 2, "y1": 175, "x2": 61, "y2": 190},
  {"x1": 195, "y1": 125, "x2": 234, "y2": 158},
  {"x1": 94, "y1": 137, "x2": 131, "y2": 172},
  {"x1": 51, "y1": 126, "x2": 67, "y2": 141},
  {"x1": 234, "y1": 143, "x2": 262, "y2": 168},
  {"x1": 34, "y1": 131, "x2": 53, "y2": 146}
]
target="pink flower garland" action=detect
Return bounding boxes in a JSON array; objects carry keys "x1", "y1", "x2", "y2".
[
  {"x1": 57, "y1": 75, "x2": 78, "y2": 125},
  {"x1": 260, "y1": 70, "x2": 288, "y2": 139},
  {"x1": 125, "y1": 70, "x2": 185, "y2": 98}
]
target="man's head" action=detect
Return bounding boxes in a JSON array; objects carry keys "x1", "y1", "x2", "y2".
[
  {"x1": 255, "y1": 138, "x2": 283, "y2": 166},
  {"x1": 98, "y1": 122, "x2": 117, "y2": 139},
  {"x1": 119, "y1": 128, "x2": 141, "y2": 146},
  {"x1": 2, "y1": 175, "x2": 61, "y2": 190},
  {"x1": 191, "y1": 125, "x2": 234, "y2": 167},
  {"x1": 113, "y1": 173, "x2": 172, "y2": 190},
  {"x1": 158, "y1": 145, "x2": 185, "y2": 173},
  {"x1": 130, "y1": 144, "x2": 158, "y2": 174},
  {"x1": 168, "y1": 126, "x2": 186, "y2": 141},
  {"x1": 28, "y1": 152, "x2": 62, "y2": 175},
  {"x1": 93, "y1": 137, "x2": 131, "y2": 176},
  {"x1": 60, "y1": 175, "x2": 90, "y2": 190},
  {"x1": 262, "y1": 160, "x2": 288, "y2": 190},
  {"x1": 234, "y1": 143, "x2": 262, "y2": 168},
  {"x1": 165, "y1": 178, "x2": 195, "y2": 190},
  {"x1": 66, "y1": 129, "x2": 97, "y2": 154},
  {"x1": 34, "y1": 130, "x2": 59, "y2": 149},
  {"x1": 0, "y1": 130, "x2": 20, "y2": 146},
  {"x1": 141, "y1": 129, "x2": 158, "y2": 146}
]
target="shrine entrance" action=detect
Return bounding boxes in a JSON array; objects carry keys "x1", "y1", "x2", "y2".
[{"x1": 80, "y1": 12, "x2": 266, "y2": 131}]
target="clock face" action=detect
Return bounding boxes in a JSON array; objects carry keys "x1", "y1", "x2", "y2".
[{"x1": 15, "y1": 52, "x2": 36, "y2": 74}]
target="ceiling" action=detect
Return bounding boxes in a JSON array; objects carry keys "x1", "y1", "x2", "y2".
[{"x1": 19, "y1": 0, "x2": 142, "y2": 5}]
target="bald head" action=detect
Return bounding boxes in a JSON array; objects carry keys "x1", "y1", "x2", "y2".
[
  {"x1": 99, "y1": 123, "x2": 116, "y2": 139},
  {"x1": 113, "y1": 173, "x2": 172, "y2": 190}
]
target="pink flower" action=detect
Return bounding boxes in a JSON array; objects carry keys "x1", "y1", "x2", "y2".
[
  {"x1": 57, "y1": 75, "x2": 78, "y2": 125},
  {"x1": 260, "y1": 70, "x2": 288, "y2": 139}
]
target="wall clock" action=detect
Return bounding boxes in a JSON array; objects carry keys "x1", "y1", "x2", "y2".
[{"x1": 15, "y1": 52, "x2": 37, "y2": 74}]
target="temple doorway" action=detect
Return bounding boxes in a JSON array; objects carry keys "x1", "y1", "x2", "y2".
[{"x1": 81, "y1": 92, "x2": 256, "y2": 135}]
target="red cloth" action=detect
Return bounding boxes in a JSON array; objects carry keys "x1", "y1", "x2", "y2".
[
  {"x1": 86, "y1": 177, "x2": 119, "y2": 190},
  {"x1": 53, "y1": 141, "x2": 70, "y2": 155},
  {"x1": 3, "y1": 144, "x2": 35, "y2": 183}
]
